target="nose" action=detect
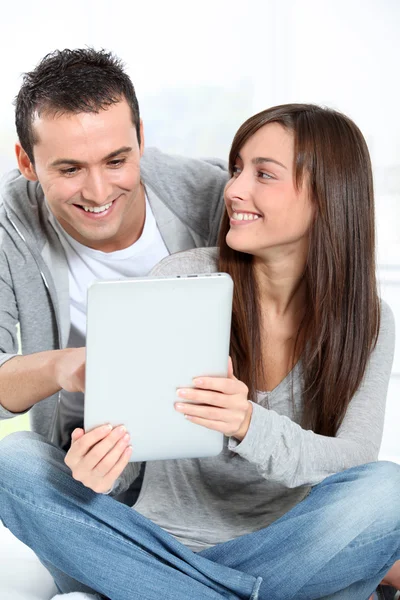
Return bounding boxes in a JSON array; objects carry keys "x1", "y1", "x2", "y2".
[
  {"x1": 81, "y1": 168, "x2": 113, "y2": 205},
  {"x1": 225, "y1": 170, "x2": 252, "y2": 206}
]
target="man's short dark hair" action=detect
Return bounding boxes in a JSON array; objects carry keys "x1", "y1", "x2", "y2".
[{"x1": 15, "y1": 48, "x2": 141, "y2": 163}]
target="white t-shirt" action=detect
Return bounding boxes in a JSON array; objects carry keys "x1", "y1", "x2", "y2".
[{"x1": 48, "y1": 196, "x2": 169, "y2": 447}]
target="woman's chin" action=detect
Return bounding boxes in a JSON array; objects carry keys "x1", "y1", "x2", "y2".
[{"x1": 225, "y1": 234, "x2": 254, "y2": 256}]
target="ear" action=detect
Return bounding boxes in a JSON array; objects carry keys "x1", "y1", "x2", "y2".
[
  {"x1": 139, "y1": 119, "x2": 145, "y2": 158},
  {"x1": 15, "y1": 143, "x2": 38, "y2": 181}
]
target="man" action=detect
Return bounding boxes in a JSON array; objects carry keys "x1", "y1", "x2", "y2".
[
  {"x1": 0, "y1": 48, "x2": 229, "y2": 596},
  {"x1": 0, "y1": 47, "x2": 228, "y2": 453}
]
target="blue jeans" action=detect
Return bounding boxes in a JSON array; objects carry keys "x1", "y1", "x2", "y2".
[{"x1": 0, "y1": 431, "x2": 399, "y2": 600}]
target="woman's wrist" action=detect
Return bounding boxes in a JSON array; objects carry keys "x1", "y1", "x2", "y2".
[{"x1": 233, "y1": 401, "x2": 253, "y2": 442}]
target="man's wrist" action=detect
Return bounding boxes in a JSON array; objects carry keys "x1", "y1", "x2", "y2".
[{"x1": 47, "y1": 348, "x2": 68, "y2": 390}]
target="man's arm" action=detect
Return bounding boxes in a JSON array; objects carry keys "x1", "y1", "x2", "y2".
[
  {"x1": 0, "y1": 247, "x2": 86, "y2": 415},
  {"x1": 0, "y1": 348, "x2": 85, "y2": 414}
]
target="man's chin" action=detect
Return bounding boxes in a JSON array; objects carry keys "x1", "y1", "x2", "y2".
[{"x1": 64, "y1": 223, "x2": 120, "y2": 252}]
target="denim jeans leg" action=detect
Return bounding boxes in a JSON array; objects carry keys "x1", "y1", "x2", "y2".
[
  {"x1": 1, "y1": 431, "x2": 399, "y2": 600},
  {"x1": 39, "y1": 558, "x2": 104, "y2": 597},
  {"x1": 200, "y1": 462, "x2": 400, "y2": 600},
  {"x1": 0, "y1": 431, "x2": 260, "y2": 600}
]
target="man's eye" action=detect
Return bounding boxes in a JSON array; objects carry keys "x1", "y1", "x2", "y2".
[
  {"x1": 108, "y1": 158, "x2": 126, "y2": 167},
  {"x1": 60, "y1": 167, "x2": 78, "y2": 176}
]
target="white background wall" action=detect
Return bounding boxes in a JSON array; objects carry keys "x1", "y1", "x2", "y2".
[{"x1": 0, "y1": 0, "x2": 399, "y2": 459}]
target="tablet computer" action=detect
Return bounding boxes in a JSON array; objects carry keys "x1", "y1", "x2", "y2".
[{"x1": 84, "y1": 273, "x2": 233, "y2": 462}]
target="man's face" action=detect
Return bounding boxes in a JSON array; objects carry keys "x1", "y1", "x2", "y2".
[{"x1": 25, "y1": 100, "x2": 145, "y2": 252}]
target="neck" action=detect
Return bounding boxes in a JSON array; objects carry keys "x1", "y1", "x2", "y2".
[{"x1": 253, "y1": 242, "x2": 308, "y2": 318}]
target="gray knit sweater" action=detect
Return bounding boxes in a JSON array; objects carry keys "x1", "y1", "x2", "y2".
[{"x1": 125, "y1": 247, "x2": 395, "y2": 552}]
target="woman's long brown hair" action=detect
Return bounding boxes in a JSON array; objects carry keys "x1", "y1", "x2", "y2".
[{"x1": 218, "y1": 104, "x2": 380, "y2": 436}]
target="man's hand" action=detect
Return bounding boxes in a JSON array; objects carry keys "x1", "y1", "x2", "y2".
[
  {"x1": 174, "y1": 357, "x2": 253, "y2": 441},
  {"x1": 64, "y1": 425, "x2": 132, "y2": 494},
  {"x1": 53, "y1": 347, "x2": 86, "y2": 393}
]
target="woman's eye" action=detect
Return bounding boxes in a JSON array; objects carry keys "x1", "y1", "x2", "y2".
[
  {"x1": 258, "y1": 171, "x2": 273, "y2": 180},
  {"x1": 232, "y1": 166, "x2": 241, "y2": 177}
]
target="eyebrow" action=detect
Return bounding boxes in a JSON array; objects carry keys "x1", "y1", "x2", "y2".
[
  {"x1": 50, "y1": 146, "x2": 133, "y2": 168},
  {"x1": 237, "y1": 153, "x2": 287, "y2": 170}
]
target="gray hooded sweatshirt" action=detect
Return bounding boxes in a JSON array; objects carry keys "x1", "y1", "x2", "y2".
[{"x1": 0, "y1": 147, "x2": 228, "y2": 445}]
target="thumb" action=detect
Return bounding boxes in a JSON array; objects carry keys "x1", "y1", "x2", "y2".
[
  {"x1": 227, "y1": 356, "x2": 238, "y2": 380},
  {"x1": 71, "y1": 428, "x2": 84, "y2": 443},
  {"x1": 77, "y1": 366, "x2": 86, "y2": 393}
]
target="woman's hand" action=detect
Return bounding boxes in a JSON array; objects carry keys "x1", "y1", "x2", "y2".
[
  {"x1": 175, "y1": 358, "x2": 252, "y2": 441},
  {"x1": 64, "y1": 424, "x2": 132, "y2": 494}
]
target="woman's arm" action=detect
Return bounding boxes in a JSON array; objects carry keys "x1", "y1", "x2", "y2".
[{"x1": 228, "y1": 300, "x2": 395, "y2": 487}]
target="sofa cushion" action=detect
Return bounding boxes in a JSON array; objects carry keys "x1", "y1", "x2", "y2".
[{"x1": 0, "y1": 523, "x2": 57, "y2": 599}]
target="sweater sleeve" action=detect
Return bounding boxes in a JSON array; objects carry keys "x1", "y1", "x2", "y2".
[
  {"x1": 108, "y1": 461, "x2": 143, "y2": 497},
  {"x1": 228, "y1": 300, "x2": 396, "y2": 488},
  {"x1": 0, "y1": 248, "x2": 23, "y2": 419}
]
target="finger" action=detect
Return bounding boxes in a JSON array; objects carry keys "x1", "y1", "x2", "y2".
[
  {"x1": 183, "y1": 415, "x2": 232, "y2": 434},
  {"x1": 177, "y1": 388, "x2": 230, "y2": 407},
  {"x1": 227, "y1": 356, "x2": 238, "y2": 380},
  {"x1": 68, "y1": 424, "x2": 113, "y2": 462},
  {"x1": 89, "y1": 445, "x2": 133, "y2": 494},
  {"x1": 190, "y1": 376, "x2": 242, "y2": 395},
  {"x1": 71, "y1": 428, "x2": 84, "y2": 443},
  {"x1": 80, "y1": 426, "x2": 128, "y2": 472},
  {"x1": 91, "y1": 431, "x2": 131, "y2": 477},
  {"x1": 99, "y1": 445, "x2": 133, "y2": 492},
  {"x1": 79, "y1": 363, "x2": 86, "y2": 393},
  {"x1": 176, "y1": 402, "x2": 227, "y2": 422}
]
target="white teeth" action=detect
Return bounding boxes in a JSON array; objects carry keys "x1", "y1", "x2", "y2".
[
  {"x1": 232, "y1": 212, "x2": 259, "y2": 221},
  {"x1": 83, "y1": 202, "x2": 113, "y2": 213}
]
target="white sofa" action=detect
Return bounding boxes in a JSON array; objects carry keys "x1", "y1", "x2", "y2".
[{"x1": 0, "y1": 523, "x2": 57, "y2": 600}]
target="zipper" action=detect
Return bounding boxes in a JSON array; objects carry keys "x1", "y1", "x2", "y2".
[{"x1": 8, "y1": 216, "x2": 63, "y2": 444}]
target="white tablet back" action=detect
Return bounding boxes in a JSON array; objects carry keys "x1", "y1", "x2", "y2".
[{"x1": 84, "y1": 273, "x2": 233, "y2": 462}]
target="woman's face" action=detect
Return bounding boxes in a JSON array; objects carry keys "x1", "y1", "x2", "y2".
[{"x1": 224, "y1": 122, "x2": 315, "y2": 260}]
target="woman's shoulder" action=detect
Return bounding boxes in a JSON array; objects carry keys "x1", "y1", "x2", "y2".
[
  {"x1": 378, "y1": 298, "x2": 396, "y2": 349},
  {"x1": 150, "y1": 247, "x2": 219, "y2": 277},
  {"x1": 380, "y1": 298, "x2": 395, "y2": 327}
]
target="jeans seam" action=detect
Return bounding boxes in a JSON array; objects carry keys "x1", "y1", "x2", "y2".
[
  {"x1": 249, "y1": 576, "x2": 263, "y2": 600},
  {"x1": 347, "y1": 528, "x2": 400, "y2": 549}
]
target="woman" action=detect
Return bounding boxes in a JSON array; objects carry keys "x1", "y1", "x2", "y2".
[
  {"x1": 2, "y1": 104, "x2": 399, "y2": 600},
  {"x1": 155, "y1": 102, "x2": 400, "y2": 598}
]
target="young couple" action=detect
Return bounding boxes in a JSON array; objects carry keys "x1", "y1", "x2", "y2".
[{"x1": 0, "y1": 48, "x2": 399, "y2": 600}]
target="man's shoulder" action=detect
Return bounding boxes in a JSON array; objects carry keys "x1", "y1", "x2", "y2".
[
  {"x1": 150, "y1": 247, "x2": 219, "y2": 277},
  {"x1": 141, "y1": 147, "x2": 228, "y2": 180},
  {"x1": 140, "y1": 147, "x2": 228, "y2": 199},
  {"x1": 140, "y1": 148, "x2": 229, "y2": 243},
  {"x1": 0, "y1": 168, "x2": 44, "y2": 217},
  {"x1": 0, "y1": 169, "x2": 23, "y2": 211},
  {"x1": 0, "y1": 168, "x2": 53, "y2": 256}
]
